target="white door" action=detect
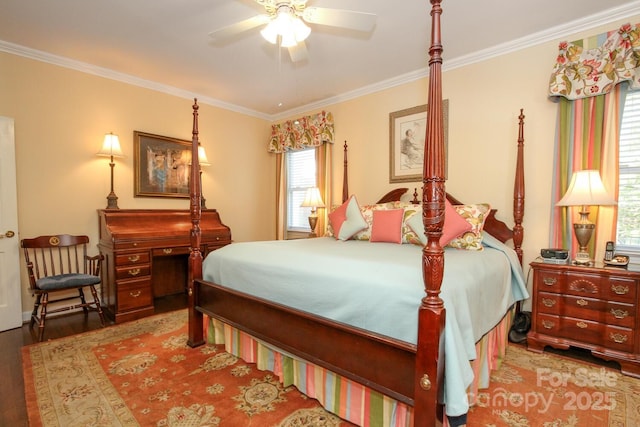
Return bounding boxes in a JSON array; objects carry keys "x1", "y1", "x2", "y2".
[{"x1": 0, "y1": 116, "x2": 22, "y2": 331}]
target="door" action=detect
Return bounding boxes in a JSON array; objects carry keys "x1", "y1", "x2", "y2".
[{"x1": 0, "y1": 116, "x2": 21, "y2": 330}]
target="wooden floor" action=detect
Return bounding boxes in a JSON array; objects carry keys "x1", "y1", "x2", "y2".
[{"x1": 0, "y1": 294, "x2": 186, "y2": 426}]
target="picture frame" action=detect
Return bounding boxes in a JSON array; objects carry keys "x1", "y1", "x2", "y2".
[
  {"x1": 133, "y1": 131, "x2": 192, "y2": 198},
  {"x1": 389, "y1": 99, "x2": 449, "y2": 183}
]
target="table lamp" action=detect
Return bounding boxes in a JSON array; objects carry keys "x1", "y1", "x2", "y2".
[
  {"x1": 556, "y1": 170, "x2": 616, "y2": 265},
  {"x1": 301, "y1": 187, "x2": 325, "y2": 237}
]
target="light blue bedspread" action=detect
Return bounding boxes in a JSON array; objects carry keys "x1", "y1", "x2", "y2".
[{"x1": 202, "y1": 233, "x2": 528, "y2": 416}]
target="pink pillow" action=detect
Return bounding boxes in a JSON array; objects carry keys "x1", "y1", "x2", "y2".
[
  {"x1": 441, "y1": 200, "x2": 473, "y2": 246},
  {"x1": 407, "y1": 199, "x2": 472, "y2": 246},
  {"x1": 370, "y1": 209, "x2": 404, "y2": 244},
  {"x1": 328, "y1": 195, "x2": 368, "y2": 240}
]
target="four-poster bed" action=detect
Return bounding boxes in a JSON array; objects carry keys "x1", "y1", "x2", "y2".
[{"x1": 186, "y1": 1, "x2": 527, "y2": 425}]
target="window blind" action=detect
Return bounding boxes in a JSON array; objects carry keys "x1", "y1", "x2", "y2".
[
  {"x1": 286, "y1": 149, "x2": 317, "y2": 230},
  {"x1": 617, "y1": 90, "x2": 640, "y2": 248}
]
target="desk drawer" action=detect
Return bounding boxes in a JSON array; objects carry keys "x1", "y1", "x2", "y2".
[
  {"x1": 152, "y1": 246, "x2": 190, "y2": 257},
  {"x1": 116, "y1": 264, "x2": 151, "y2": 280},
  {"x1": 116, "y1": 252, "x2": 150, "y2": 266},
  {"x1": 117, "y1": 278, "x2": 153, "y2": 311}
]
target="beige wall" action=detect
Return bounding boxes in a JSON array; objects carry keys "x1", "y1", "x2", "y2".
[
  {"x1": 1, "y1": 14, "x2": 636, "y2": 314},
  {"x1": 0, "y1": 52, "x2": 274, "y2": 313}
]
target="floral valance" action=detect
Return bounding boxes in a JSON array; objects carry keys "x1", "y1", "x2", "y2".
[
  {"x1": 549, "y1": 23, "x2": 640, "y2": 100},
  {"x1": 267, "y1": 111, "x2": 334, "y2": 153}
]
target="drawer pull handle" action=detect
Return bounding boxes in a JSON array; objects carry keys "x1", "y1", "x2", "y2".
[
  {"x1": 128, "y1": 255, "x2": 140, "y2": 262},
  {"x1": 576, "y1": 321, "x2": 588, "y2": 329},
  {"x1": 611, "y1": 284, "x2": 629, "y2": 295},
  {"x1": 610, "y1": 333, "x2": 628, "y2": 344},
  {"x1": 576, "y1": 299, "x2": 588, "y2": 306},
  {"x1": 129, "y1": 290, "x2": 141, "y2": 298},
  {"x1": 216, "y1": 236, "x2": 220, "y2": 241},
  {"x1": 610, "y1": 308, "x2": 629, "y2": 319},
  {"x1": 128, "y1": 268, "x2": 141, "y2": 276},
  {"x1": 163, "y1": 248, "x2": 173, "y2": 254},
  {"x1": 542, "y1": 298, "x2": 556, "y2": 307},
  {"x1": 542, "y1": 320, "x2": 555, "y2": 329},
  {"x1": 543, "y1": 277, "x2": 557, "y2": 286}
]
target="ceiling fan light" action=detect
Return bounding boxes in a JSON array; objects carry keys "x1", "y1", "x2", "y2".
[
  {"x1": 291, "y1": 17, "x2": 310, "y2": 42},
  {"x1": 260, "y1": 21, "x2": 278, "y2": 44},
  {"x1": 280, "y1": 31, "x2": 297, "y2": 48}
]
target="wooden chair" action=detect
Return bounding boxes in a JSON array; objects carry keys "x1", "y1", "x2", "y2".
[{"x1": 21, "y1": 234, "x2": 106, "y2": 341}]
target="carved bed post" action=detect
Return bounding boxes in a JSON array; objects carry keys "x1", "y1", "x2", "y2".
[
  {"x1": 513, "y1": 109, "x2": 526, "y2": 265},
  {"x1": 188, "y1": 98, "x2": 205, "y2": 347},
  {"x1": 342, "y1": 141, "x2": 349, "y2": 203},
  {"x1": 414, "y1": 0, "x2": 446, "y2": 425}
]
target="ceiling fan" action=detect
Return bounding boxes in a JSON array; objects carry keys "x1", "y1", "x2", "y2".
[{"x1": 208, "y1": 0, "x2": 377, "y2": 62}]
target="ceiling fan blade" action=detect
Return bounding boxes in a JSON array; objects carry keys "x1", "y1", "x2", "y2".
[
  {"x1": 208, "y1": 14, "x2": 271, "y2": 43},
  {"x1": 288, "y1": 41, "x2": 308, "y2": 63},
  {"x1": 302, "y1": 7, "x2": 376, "y2": 32}
]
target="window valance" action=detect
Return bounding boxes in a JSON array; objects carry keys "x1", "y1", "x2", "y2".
[
  {"x1": 549, "y1": 23, "x2": 640, "y2": 100},
  {"x1": 268, "y1": 111, "x2": 334, "y2": 153}
]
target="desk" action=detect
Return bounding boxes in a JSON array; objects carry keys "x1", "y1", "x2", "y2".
[{"x1": 98, "y1": 209, "x2": 231, "y2": 323}]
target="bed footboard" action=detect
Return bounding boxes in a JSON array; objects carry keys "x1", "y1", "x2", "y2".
[{"x1": 193, "y1": 278, "x2": 419, "y2": 405}]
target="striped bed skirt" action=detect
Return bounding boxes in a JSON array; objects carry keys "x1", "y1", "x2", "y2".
[{"x1": 204, "y1": 309, "x2": 513, "y2": 427}]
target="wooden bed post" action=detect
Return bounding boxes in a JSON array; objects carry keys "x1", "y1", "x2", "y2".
[
  {"x1": 414, "y1": 0, "x2": 446, "y2": 425},
  {"x1": 513, "y1": 109, "x2": 526, "y2": 265},
  {"x1": 188, "y1": 98, "x2": 205, "y2": 347},
  {"x1": 342, "y1": 141, "x2": 349, "y2": 203}
]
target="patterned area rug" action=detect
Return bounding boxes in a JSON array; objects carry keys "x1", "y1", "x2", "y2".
[
  {"x1": 23, "y1": 309, "x2": 640, "y2": 426},
  {"x1": 22, "y1": 310, "x2": 352, "y2": 426},
  {"x1": 467, "y1": 345, "x2": 640, "y2": 426}
]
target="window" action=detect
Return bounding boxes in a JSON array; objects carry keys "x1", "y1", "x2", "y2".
[
  {"x1": 286, "y1": 148, "x2": 317, "y2": 235},
  {"x1": 617, "y1": 90, "x2": 640, "y2": 252}
]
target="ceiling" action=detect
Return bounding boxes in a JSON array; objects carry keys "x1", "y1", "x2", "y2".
[{"x1": 1, "y1": 0, "x2": 639, "y2": 120}]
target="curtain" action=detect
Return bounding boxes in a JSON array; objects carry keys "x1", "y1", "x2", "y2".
[
  {"x1": 270, "y1": 111, "x2": 334, "y2": 239},
  {"x1": 548, "y1": 24, "x2": 635, "y2": 260}
]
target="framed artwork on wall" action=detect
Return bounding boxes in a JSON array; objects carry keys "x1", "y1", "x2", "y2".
[
  {"x1": 133, "y1": 131, "x2": 192, "y2": 198},
  {"x1": 389, "y1": 99, "x2": 449, "y2": 183}
]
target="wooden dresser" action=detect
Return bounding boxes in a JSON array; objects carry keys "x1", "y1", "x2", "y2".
[
  {"x1": 527, "y1": 261, "x2": 640, "y2": 377},
  {"x1": 98, "y1": 209, "x2": 231, "y2": 323}
]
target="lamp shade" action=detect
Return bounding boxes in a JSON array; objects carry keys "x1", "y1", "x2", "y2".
[
  {"x1": 556, "y1": 170, "x2": 616, "y2": 207},
  {"x1": 300, "y1": 187, "x2": 325, "y2": 208},
  {"x1": 96, "y1": 132, "x2": 124, "y2": 157},
  {"x1": 198, "y1": 146, "x2": 211, "y2": 166}
]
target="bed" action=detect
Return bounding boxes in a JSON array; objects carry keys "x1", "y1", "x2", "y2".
[{"x1": 185, "y1": 1, "x2": 527, "y2": 425}]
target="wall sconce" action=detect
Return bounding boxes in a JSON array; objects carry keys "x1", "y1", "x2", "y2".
[
  {"x1": 96, "y1": 132, "x2": 124, "y2": 210},
  {"x1": 300, "y1": 187, "x2": 325, "y2": 237},
  {"x1": 556, "y1": 170, "x2": 616, "y2": 265}
]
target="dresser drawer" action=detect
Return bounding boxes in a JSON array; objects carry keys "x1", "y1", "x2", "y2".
[
  {"x1": 561, "y1": 295, "x2": 635, "y2": 329},
  {"x1": 604, "y1": 277, "x2": 637, "y2": 304},
  {"x1": 536, "y1": 270, "x2": 564, "y2": 292},
  {"x1": 117, "y1": 278, "x2": 153, "y2": 312},
  {"x1": 115, "y1": 251, "x2": 150, "y2": 266},
  {"x1": 558, "y1": 317, "x2": 634, "y2": 353},
  {"x1": 565, "y1": 273, "x2": 602, "y2": 298},
  {"x1": 115, "y1": 264, "x2": 151, "y2": 280}
]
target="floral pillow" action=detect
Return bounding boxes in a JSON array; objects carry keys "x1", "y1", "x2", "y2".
[
  {"x1": 446, "y1": 203, "x2": 491, "y2": 251},
  {"x1": 405, "y1": 199, "x2": 474, "y2": 247}
]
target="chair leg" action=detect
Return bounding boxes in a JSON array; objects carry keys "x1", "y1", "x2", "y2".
[
  {"x1": 78, "y1": 288, "x2": 89, "y2": 315},
  {"x1": 89, "y1": 285, "x2": 106, "y2": 327},
  {"x1": 37, "y1": 293, "x2": 48, "y2": 342},
  {"x1": 30, "y1": 294, "x2": 42, "y2": 328}
]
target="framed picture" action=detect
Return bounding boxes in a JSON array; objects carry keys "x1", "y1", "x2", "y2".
[
  {"x1": 133, "y1": 131, "x2": 192, "y2": 198},
  {"x1": 389, "y1": 99, "x2": 449, "y2": 183}
]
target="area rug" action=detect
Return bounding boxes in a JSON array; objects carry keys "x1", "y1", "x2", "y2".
[
  {"x1": 22, "y1": 310, "x2": 352, "y2": 426},
  {"x1": 23, "y1": 309, "x2": 640, "y2": 426},
  {"x1": 467, "y1": 345, "x2": 640, "y2": 426}
]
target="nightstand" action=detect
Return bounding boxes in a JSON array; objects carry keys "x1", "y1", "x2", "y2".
[{"x1": 527, "y1": 261, "x2": 640, "y2": 378}]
